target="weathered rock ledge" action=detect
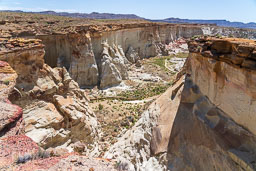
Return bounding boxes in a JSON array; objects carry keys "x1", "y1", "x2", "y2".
[
  {"x1": 167, "y1": 37, "x2": 256, "y2": 171},
  {"x1": 188, "y1": 37, "x2": 256, "y2": 70},
  {"x1": 187, "y1": 37, "x2": 256, "y2": 134}
]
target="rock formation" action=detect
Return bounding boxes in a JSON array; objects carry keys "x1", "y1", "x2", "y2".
[
  {"x1": 0, "y1": 38, "x2": 117, "y2": 170},
  {"x1": 0, "y1": 38, "x2": 101, "y2": 155},
  {"x1": 99, "y1": 42, "x2": 129, "y2": 88},
  {"x1": 39, "y1": 23, "x2": 202, "y2": 89},
  {"x1": 167, "y1": 37, "x2": 256, "y2": 171},
  {"x1": 0, "y1": 61, "x2": 24, "y2": 137}
]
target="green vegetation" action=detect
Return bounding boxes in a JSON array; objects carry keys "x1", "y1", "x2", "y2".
[
  {"x1": 3, "y1": 80, "x2": 10, "y2": 85},
  {"x1": 151, "y1": 56, "x2": 171, "y2": 70},
  {"x1": 148, "y1": 53, "x2": 188, "y2": 73},
  {"x1": 98, "y1": 104, "x2": 104, "y2": 110},
  {"x1": 117, "y1": 82, "x2": 172, "y2": 100},
  {"x1": 215, "y1": 34, "x2": 222, "y2": 38},
  {"x1": 175, "y1": 52, "x2": 189, "y2": 58},
  {"x1": 191, "y1": 35, "x2": 201, "y2": 40}
]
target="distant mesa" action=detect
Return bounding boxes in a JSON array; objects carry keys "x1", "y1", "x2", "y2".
[
  {"x1": 151, "y1": 18, "x2": 256, "y2": 29},
  {"x1": 0, "y1": 10, "x2": 144, "y2": 20},
  {"x1": 1, "y1": 10, "x2": 255, "y2": 29}
]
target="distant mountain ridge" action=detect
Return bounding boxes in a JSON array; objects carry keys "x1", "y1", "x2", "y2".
[
  {"x1": 151, "y1": 18, "x2": 256, "y2": 29},
  {"x1": 1, "y1": 10, "x2": 255, "y2": 29},
  {"x1": 0, "y1": 10, "x2": 144, "y2": 20}
]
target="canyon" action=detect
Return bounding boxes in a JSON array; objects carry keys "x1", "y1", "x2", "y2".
[{"x1": 0, "y1": 12, "x2": 256, "y2": 170}]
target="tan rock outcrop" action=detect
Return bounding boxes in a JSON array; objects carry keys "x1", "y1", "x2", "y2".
[
  {"x1": 188, "y1": 37, "x2": 256, "y2": 134},
  {"x1": 0, "y1": 38, "x2": 101, "y2": 154},
  {"x1": 167, "y1": 37, "x2": 256, "y2": 171}
]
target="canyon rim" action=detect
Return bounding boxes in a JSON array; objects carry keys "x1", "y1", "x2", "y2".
[{"x1": 0, "y1": 2, "x2": 256, "y2": 171}]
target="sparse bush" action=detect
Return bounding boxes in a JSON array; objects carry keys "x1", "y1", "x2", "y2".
[
  {"x1": 191, "y1": 35, "x2": 200, "y2": 40},
  {"x1": 16, "y1": 154, "x2": 33, "y2": 164},
  {"x1": 99, "y1": 104, "x2": 104, "y2": 110},
  {"x1": 3, "y1": 80, "x2": 9, "y2": 85},
  {"x1": 15, "y1": 148, "x2": 50, "y2": 164}
]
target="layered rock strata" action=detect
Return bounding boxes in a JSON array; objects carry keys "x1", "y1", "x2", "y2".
[
  {"x1": 167, "y1": 37, "x2": 256, "y2": 170},
  {"x1": 37, "y1": 23, "x2": 204, "y2": 88},
  {"x1": 38, "y1": 24, "x2": 256, "y2": 89},
  {"x1": 0, "y1": 38, "x2": 101, "y2": 155}
]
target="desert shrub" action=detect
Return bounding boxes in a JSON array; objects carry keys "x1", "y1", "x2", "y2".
[
  {"x1": 3, "y1": 80, "x2": 9, "y2": 85},
  {"x1": 99, "y1": 104, "x2": 104, "y2": 110},
  {"x1": 16, "y1": 148, "x2": 50, "y2": 164}
]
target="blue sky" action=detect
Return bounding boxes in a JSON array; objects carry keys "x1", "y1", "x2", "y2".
[{"x1": 0, "y1": 0, "x2": 256, "y2": 23}]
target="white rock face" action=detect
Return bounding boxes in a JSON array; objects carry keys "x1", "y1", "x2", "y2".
[
  {"x1": 68, "y1": 33, "x2": 99, "y2": 87},
  {"x1": 40, "y1": 25, "x2": 206, "y2": 88},
  {"x1": 22, "y1": 67, "x2": 101, "y2": 154},
  {"x1": 126, "y1": 46, "x2": 140, "y2": 63},
  {"x1": 105, "y1": 103, "x2": 162, "y2": 171},
  {"x1": 100, "y1": 42, "x2": 130, "y2": 88},
  {"x1": 189, "y1": 53, "x2": 256, "y2": 135}
]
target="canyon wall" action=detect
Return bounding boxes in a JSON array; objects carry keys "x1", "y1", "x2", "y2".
[
  {"x1": 167, "y1": 37, "x2": 256, "y2": 170},
  {"x1": 36, "y1": 24, "x2": 256, "y2": 89},
  {"x1": 202, "y1": 26, "x2": 256, "y2": 39},
  {"x1": 36, "y1": 24, "x2": 204, "y2": 88}
]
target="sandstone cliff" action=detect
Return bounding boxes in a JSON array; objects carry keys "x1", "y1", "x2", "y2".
[
  {"x1": 38, "y1": 24, "x2": 256, "y2": 89},
  {"x1": 167, "y1": 37, "x2": 256, "y2": 171},
  {"x1": 37, "y1": 23, "x2": 204, "y2": 88}
]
